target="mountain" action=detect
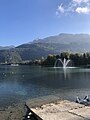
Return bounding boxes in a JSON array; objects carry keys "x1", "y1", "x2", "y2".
[
  {"x1": 0, "y1": 45, "x2": 15, "y2": 50},
  {"x1": 0, "y1": 49, "x2": 22, "y2": 63},
  {"x1": 17, "y1": 33, "x2": 90, "y2": 51},
  {"x1": 32, "y1": 33, "x2": 90, "y2": 44},
  {"x1": 0, "y1": 33, "x2": 90, "y2": 63}
]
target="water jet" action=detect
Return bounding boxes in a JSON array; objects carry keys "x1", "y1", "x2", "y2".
[{"x1": 54, "y1": 58, "x2": 71, "y2": 68}]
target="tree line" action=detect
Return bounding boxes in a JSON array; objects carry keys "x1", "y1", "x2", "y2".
[{"x1": 42, "y1": 52, "x2": 90, "y2": 67}]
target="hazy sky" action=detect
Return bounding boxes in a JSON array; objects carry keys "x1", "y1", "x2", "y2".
[{"x1": 0, "y1": 0, "x2": 90, "y2": 46}]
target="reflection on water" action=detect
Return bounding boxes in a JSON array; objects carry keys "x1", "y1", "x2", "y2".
[{"x1": 0, "y1": 65, "x2": 90, "y2": 107}]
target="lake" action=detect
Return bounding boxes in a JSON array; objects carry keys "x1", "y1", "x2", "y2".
[{"x1": 0, "y1": 65, "x2": 90, "y2": 107}]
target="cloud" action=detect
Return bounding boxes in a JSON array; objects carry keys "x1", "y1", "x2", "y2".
[
  {"x1": 56, "y1": 4, "x2": 64, "y2": 15},
  {"x1": 56, "y1": 0, "x2": 90, "y2": 15},
  {"x1": 73, "y1": 0, "x2": 89, "y2": 4},
  {"x1": 76, "y1": 7, "x2": 90, "y2": 14}
]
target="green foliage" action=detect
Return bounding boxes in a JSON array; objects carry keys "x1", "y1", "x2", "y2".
[
  {"x1": 42, "y1": 54, "x2": 56, "y2": 66},
  {"x1": 42, "y1": 52, "x2": 90, "y2": 67},
  {"x1": 60, "y1": 52, "x2": 70, "y2": 59}
]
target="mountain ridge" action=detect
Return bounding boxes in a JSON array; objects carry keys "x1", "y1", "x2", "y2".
[
  {"x1": 17, "y1": 33, "x2": 90, "y2": 46},
  {"x1": 0, "y1": 33, "x2": 90, "y2": 63},
  {"x1": 0, "y1": 45, "x2": 15, "y2": 50}
]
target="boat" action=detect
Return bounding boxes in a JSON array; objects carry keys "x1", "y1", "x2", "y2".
[{"x1": 11, "y1": 64, "x2": 19, "y2": 66}]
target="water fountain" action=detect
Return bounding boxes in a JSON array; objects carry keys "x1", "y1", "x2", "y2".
[{"x1": 54, "y1": 58, "x2": 71, "y2": 68}]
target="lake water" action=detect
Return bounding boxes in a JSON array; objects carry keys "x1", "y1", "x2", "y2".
[{"x1": 0, "y1": 65, "x2": 90, "y2": 107}]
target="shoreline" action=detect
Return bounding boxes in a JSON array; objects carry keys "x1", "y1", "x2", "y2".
[
  {"x1": 0, "y1": 95, "x2": 61, "y2": 120},
  {"x1": 0, "y1": 95, "x2": 90, "y2": 120},
  {"x1": 31, "y1": 100, "x2": 90, "y2": 120}
]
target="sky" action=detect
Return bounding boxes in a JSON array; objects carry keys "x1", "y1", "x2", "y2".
[{"x1": 0, "y1": 0, "x2": 90, "y2": 46}]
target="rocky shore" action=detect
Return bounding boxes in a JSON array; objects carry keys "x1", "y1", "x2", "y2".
[
  {"x1": 31, "y1": 100, "x2": 90, "y2": 120},
  {"x1": 0, "y1": 95, "x2": 90, "y2": 120},
  {"x1": 0, "y1": 103, "x2": 25, "y2": 120}
]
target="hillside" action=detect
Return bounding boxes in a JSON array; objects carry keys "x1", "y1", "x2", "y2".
[
  {"x1": 0, "y1": 49, "x2": 22, "y2": 63},
  {"x1": 32, "y1": 33, "x2": 90, "y2": 44},
  {"x1": 0, "y1": 45, "x2": 15, "y2": 50},
  {"x1": 17, "y1": 33, "x2": 90, "y2": 52},
  {"x1": 0, "y1": 33, "x2": 90, "y2": 63}
]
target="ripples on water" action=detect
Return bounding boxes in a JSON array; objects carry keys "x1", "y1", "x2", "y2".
[{"x1": 0, "y1": 65, "x2": 90, "y2": 107}]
